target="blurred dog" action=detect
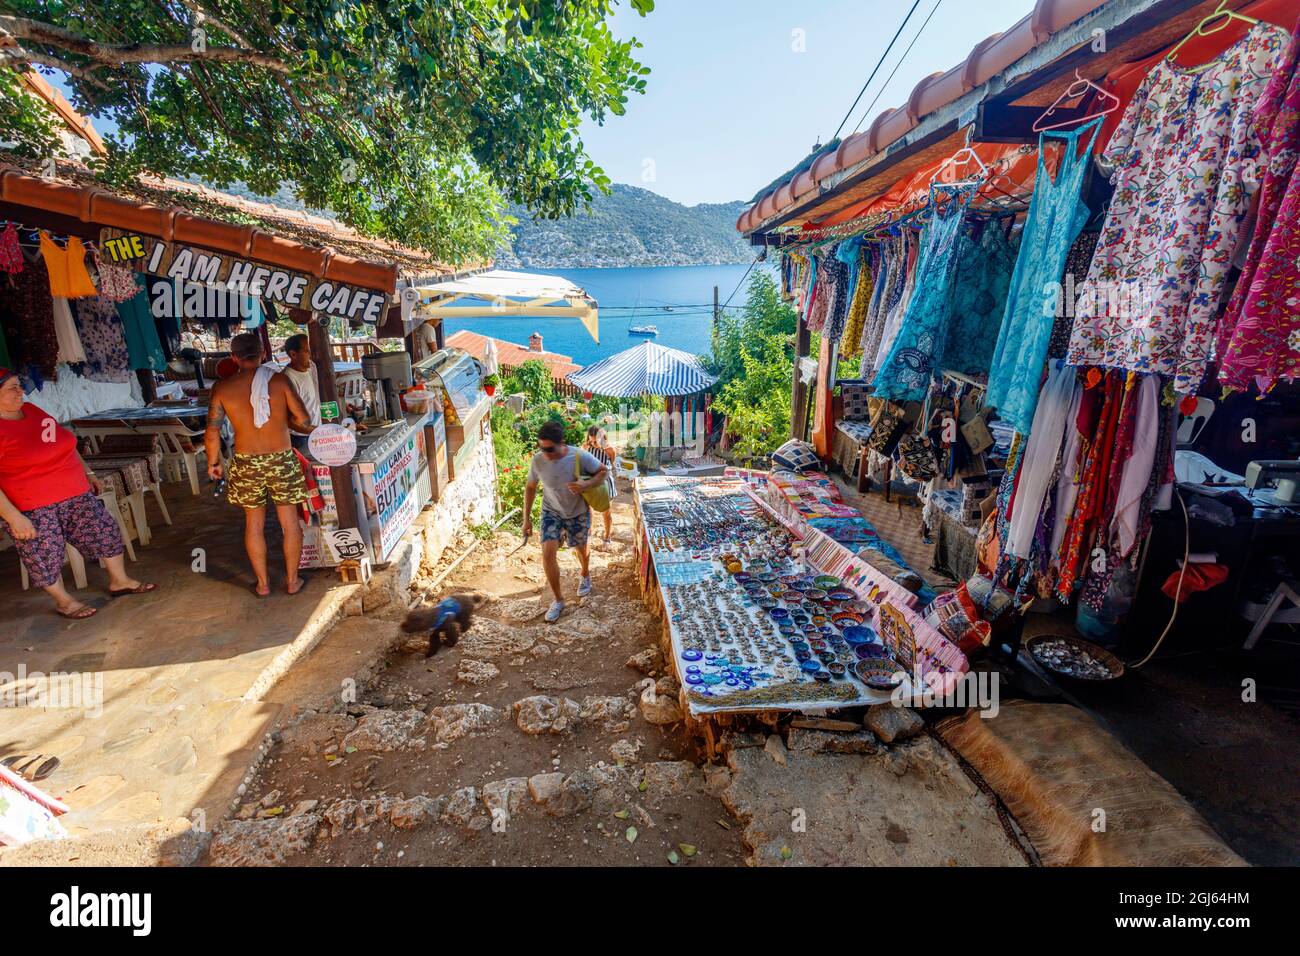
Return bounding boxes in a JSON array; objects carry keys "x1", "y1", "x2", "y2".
[{"x1": 401, "y1": 593, "x2": 485, "y2": 657}]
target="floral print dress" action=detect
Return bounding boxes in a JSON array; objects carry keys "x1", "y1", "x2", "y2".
[
  {"x1": 1066, "y1": 23, "x2": 1290, "y2": 395},
  {"x1": 1216, "y1": 17, "x2": 1300, "y2": 394}
]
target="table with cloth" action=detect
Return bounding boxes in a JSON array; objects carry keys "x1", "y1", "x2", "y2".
[{"x1": 926, "y1": 487, "x2": 980, "y2": 583}]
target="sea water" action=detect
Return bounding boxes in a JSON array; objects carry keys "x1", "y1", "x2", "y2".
[{"x1": 440, "y1": 263, "x2": 773, "y2": 367}]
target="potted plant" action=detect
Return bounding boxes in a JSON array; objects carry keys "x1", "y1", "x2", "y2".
[{"x1": 482, "y1": 373, "x2": 499, "y2": 396}]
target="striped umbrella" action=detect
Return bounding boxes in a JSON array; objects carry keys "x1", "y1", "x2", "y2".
[{"x1": 567, "y1": 341, "x2": 717, "y2": 398}]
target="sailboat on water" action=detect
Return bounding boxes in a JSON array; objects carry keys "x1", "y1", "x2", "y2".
[{"x1": 625, "y1": 291, "x2": 658, "y2": 336}]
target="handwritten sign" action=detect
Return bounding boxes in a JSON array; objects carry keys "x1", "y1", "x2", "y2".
[
  {"x1": 308, "y1": 423, "x2": 357, "y2": 466},
  {"x1": 99, "y1": 228, "x2": 391, "y2": 324}
]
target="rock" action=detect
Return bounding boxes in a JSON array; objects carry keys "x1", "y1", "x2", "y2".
[
  {"x1": 588, "y1": 761, "x2": 630, "y2": 790},
  {"x1": 790, "y1": 717, "x2": 863, "y2": 733},
  {"x1": 458, "y1": 618, "x2": 537, "y2": 659},
  {"x1": 764, "y1": 734, "x2": 788, "y2": 767},
  {"x1": 641, "y1": 760, "x2": 701, "y2": 798},
  {"x1": 341, "y1": 708, "x2": 426, "y2": 752},
  {"x1": 390, "y1": 795, "x2": 444, "y2": 830},
  {"x1": 556, "y1": 770, "x2": 597, "y2": 816},
  {"x1": 579, "y1": 695, "x2": 635, "y2": 730},
  {"x1": 280, "y1": 712, "x2": 357, "y2": 755},
  {"x1": 527, "y1": 772, "x2": 566, "y2": 806},
  {"x1": 259, "y1": 789, "x2": 282, "y2": 808},
  {"x1": 288, "y1": 800, "x2": 319, "y2": 817},
  {"x1": 703, "y1": 764, "x2": 733, "y2": 796},
  {"x1": 637, "y1": 679, "x2": 682, "y2": 726},
  {"x1": 513, "y1": 695, "x2": 581, "y2": 734},
  {"x1": 655, "y1": 675, "x2": 680, "y2": 697},
  {"x1": 626, "y1": 648, "x2": 662, "y2": 675},
  {"x1": 788, "y1": 727, "x2": 881, "y2": 755},
  {"x1": 208, "y1": 814, "x2": 320, "y2": 866},
  {"x1": 720, "y1": 731, "x2": 767, "y2": 751},
  {"x1": 440, "y1": 787, "x2": 482, "y2": 828},
  {"x1": 428, "y1": 703, "x2": 502, "y2": 743},
  {"x1": 482, "y1": 777, "x2": 529, "y2": 820},
  {"x1": 457, "y1": 659, "x2": 500, "y2": 685},
  {"x1": 610, "y1": 738, "x2": 644, "y2": 765},
  {"x1": 864, "y1": 704, "x2": 925, "y2": 744},
  {"x1": 323, "y1": 796, "x2": 395, "y2": 833}
]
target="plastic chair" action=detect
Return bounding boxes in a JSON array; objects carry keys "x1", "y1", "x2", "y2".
[
  {"x1": 616, "y1": 457, "x2": 641, "y2": 481},
  {"x1": 1176, "y1": 397, "x2": 1214, "y2": 447},
  {"x1": 98, "y1": 489, "x2": 136, "y2": 562},
  {"x1": 19, "y1": 543, "x2": 88, "y2": 591},
  {"x1": 140, "y1": 423, "x2": 206, "y2": 495}
]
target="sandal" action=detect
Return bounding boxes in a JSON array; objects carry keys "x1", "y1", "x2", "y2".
[
  {"x1": 286, "y1": 573, "x2": 310, "y2": 596},
  {"x1": 2, "y1": 754, "x2": 60, "y2": 782},
  {"x1": 108, "y1": 582, "x2": 158, "y2": 598},
  {"x1": 249, "y1": 583, "x2": 271, "y2": 599},
  {"x1": 56, "y1": 603, "x2": 97, "y2": 620}
]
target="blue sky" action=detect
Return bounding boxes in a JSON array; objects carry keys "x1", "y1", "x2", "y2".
[{"x1": 584, "y1": 0, "x2": 1040, "y2": 205}]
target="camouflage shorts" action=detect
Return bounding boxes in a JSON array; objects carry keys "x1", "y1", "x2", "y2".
[{"x1": 226, "y1": 449, "x2": 309, "y2": 509}]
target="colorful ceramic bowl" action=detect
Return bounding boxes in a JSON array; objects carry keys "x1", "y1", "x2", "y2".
[
  {"x1": 795, "y1": 651, "x2": 812, "y2": 663},
  {"x1": 842, "y1": 625, "x2": 878, "y2": 646},
  {"x1": 827, "y1": 662, "x2": 847, "y2": 678},
  {"x1": 813, "y1": 575, "x2": 841, "y2": 590},
  {"x1": 732, "y1": 572, "x2": 752, "y2": 584},
  {"x1": 790, "y1": 641, "x2": 810, "y2": 653},
  {"x1": 854, "y1": 659, "x2": 903, "y2": 689},
  {"x1": 832, "y1": 611, "x2": 864, "y2": 626},
  {"x1": 778, "y1": 624, "x2": 796, "y2": 636},
  {"x1": 804, "y1": 588, "x2": 828, "y2": 602},
  {"x1": 827, "y1": 589, "x2": 856, "y2": 602},
  {"x1": 757, "y1": 597, "x2": 777, "y2": 609},
  {"x1": 855, "y1": 643, "x2": 890, "y2": 661},
  {"x1": 768, "y1": 607, "x2": 790, "y2": 621},
  {"x1": 800, "y1": 659, "x2": 821, "y2": 674}
]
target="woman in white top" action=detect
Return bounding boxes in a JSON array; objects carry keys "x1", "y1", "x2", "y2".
[{"x1": 583, "y1": 425, "x2": 618, "y2": 547}]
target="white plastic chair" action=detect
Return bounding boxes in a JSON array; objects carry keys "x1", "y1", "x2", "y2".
[
  {"x1": 18, "y1": 543, "x2": 88, "y2": 591},
  {"x1": 98, "y1": 489, "x2": 136, "y2": 562},
  {"x1": 140, "y1": 423, "x2": 206, "y2": 495},
  {"x1": 1176, "y1": 397, "x2": 1214, "y2": 447},
  {"x1": 616, "y1": 457, "x2": 641, "y2": 482}
]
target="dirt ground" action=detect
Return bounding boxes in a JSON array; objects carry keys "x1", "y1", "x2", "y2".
[{"x1": 212, "y1": 501, "x2": 751, "y2": 866}]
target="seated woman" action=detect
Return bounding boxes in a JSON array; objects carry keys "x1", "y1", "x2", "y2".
[{"x1": 0, "y1": 368, "x2": 156, "y2": 619}]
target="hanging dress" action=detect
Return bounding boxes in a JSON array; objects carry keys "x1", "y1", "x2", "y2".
[
  {"x1": 73, "y1": 297, "x2": 131, "y2": 383},
  {"x1": 941, "y1": 221, "x2": 1020, "y2": 376},
  {"x1": 874, "y1": 188, "x2": 973, "y2": 403},
  {"x1": 1066, "y1": 23, "x2": 1289, "y2": 394},
  {"x1": 115, "y1": 281, "x2": 169, "y2": 372},
  {"x1": 987, "y1": 118, "x2": 1101, "y2": 436},
  {"x1": 1216, "y1": 16, "x2": 1300, "y2": 394},
  {"x1": 38, "y1": 232, "x2": 98, "y2": 298}
]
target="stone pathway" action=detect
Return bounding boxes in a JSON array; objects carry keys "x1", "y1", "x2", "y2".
[{"x1": 206, "y1": 502, "x2": 1034, "y2": 867}]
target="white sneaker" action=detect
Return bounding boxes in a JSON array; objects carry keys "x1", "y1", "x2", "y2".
[
  {"x1": 577, "y1": 576, "x2": 592, "y2": 597},
  {"x1": 545, "y1": 600, "x2": 565, "y2": 623}
]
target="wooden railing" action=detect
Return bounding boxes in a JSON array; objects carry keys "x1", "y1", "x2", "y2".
[{"x1": 332, "y1": 339, "x2": 382, "y2": 362}]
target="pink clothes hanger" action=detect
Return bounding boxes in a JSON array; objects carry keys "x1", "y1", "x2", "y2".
[{"x1": 1033, "y1": 69, "x2": 1119, "y2": 132}]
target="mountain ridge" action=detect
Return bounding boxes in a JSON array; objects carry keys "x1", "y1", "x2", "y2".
[{"x1": 498, "y1": 183, "x2": 752, "y2": 268}]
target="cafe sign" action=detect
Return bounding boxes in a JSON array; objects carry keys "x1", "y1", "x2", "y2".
[{"x1": 98, "y1": 228, "x2": 391, "y2": 324}]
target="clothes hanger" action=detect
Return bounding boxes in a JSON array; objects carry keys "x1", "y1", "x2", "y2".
[
  {"x1": 1165, "y1": 0, "x2": 1258, "y2": 64},
  {"x1": 1032, "y1": 69, "x2": 1120, "y2": 132},
  {"x1": 930, "y1": 137, "x2": 990, "y2": 189}
]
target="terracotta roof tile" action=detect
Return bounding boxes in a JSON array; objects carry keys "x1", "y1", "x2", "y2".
[{"x1": 446, "y1": 330, "x2": 583, "y2": 381}]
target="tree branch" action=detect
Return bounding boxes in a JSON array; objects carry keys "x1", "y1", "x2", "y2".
[
  {"x1": 0, "y1": 15, "x2": 291, "y2": 74},
  {"x1": 0, "y1": 48, "x2": 111, "y2": 89}
]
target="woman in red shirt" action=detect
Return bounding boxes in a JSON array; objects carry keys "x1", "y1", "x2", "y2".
[{"x1": 0, "y1": 368, "x2": 156, "y2": 619}]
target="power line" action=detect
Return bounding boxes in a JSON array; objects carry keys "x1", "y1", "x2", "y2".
[
  {"x1": 851, "y1": 0, "x2": 945, "y2": 135},
  {"x1": 830, "y1": 0, "x2": 922, "y2": 143},
  {"x1": 720, "y1": 253, "x2": 763, "y2": 311}
]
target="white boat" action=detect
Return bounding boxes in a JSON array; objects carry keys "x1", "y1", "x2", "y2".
[{"x1": 628, "y1": 325, "x2": 659, "y2": 336}]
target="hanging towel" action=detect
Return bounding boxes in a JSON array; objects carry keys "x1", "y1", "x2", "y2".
[
  {"x1": 1110, "y1": 374, "x2": 1160, "y2": 557},
  {"x1": 251, "y1": 362, "x2": 280, "y2": 428}
]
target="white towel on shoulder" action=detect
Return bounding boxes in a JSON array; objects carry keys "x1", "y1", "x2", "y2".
[{"x1": 251, "y1": 362, "x2": 281, "y2": 429}]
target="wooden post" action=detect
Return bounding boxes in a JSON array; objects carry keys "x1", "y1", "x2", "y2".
[
  {"x1": 300, "y1": 309, "x2": 360, "y2": 533},
  {"x1": 712, "y1": 284, "x2": 719, "y2": 332},
  {"x1": 791, "y1": 311, "x2": 810, "y2": 441}
]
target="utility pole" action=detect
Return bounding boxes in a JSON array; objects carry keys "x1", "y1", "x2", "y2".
[{"x1": 712, "y1": 285, "x2": 719, "y2": 331}]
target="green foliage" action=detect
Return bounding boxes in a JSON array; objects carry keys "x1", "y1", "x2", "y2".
[
  {"x1": 491, "y1": 403, "x2": 537, "y2": 525},
  {"x1": 3, "y1": 0, "x2": 653, "y2": 264},
  {"x1": 502, "y1": 359, "x2": 554, "y2": 405},
  {"x1": 707, "y1": 271, "x2": 797, "y2": 463},
  {"x1": 482, "y1": 373, "x2": 500, "y2": 389}
]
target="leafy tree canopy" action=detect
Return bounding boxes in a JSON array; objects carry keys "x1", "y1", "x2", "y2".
[{"x1": 0, "y1": 0, "x2": 653, "y2": 263}]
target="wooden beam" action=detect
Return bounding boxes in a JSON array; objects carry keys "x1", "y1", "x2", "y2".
[{"x1": 300, "y1": 308, "x2": 360, "y2": 533}]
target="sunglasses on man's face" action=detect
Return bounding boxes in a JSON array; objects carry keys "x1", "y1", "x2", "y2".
[{"x1": 537, "y1": 443, "x2": 561, "y2": 455}]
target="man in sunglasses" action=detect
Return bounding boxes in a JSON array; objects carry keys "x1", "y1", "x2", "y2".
[{"x1": 522, "y1": 420, "x2": 609, "y2": 623}]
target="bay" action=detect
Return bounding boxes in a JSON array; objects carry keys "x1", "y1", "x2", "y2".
[{"x1": 441, "y1": 263, "x2": 771, "y2": 368}]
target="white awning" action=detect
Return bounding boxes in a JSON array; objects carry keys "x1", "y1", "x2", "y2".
[{"x1": 403, "y1": 269, "x2": 599, "y2": 343}]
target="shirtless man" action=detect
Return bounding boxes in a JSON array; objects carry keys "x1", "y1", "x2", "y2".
[{"x1": 205, "y1": 332, "x2": 313, "y2": 597}]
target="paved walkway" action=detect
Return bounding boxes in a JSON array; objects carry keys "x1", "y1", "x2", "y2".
[{"x1": 0, "y1": 483, "x2": 364, "y2": 848}]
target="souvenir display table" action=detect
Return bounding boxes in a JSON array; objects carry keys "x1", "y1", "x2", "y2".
[{"x1": 633, "y1": 474, "x2": 968, "y2": 721}]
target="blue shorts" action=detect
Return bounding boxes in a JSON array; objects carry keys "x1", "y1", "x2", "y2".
[{"x1": 541, "y1": 509, "x2": 591, "y2": 549}]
